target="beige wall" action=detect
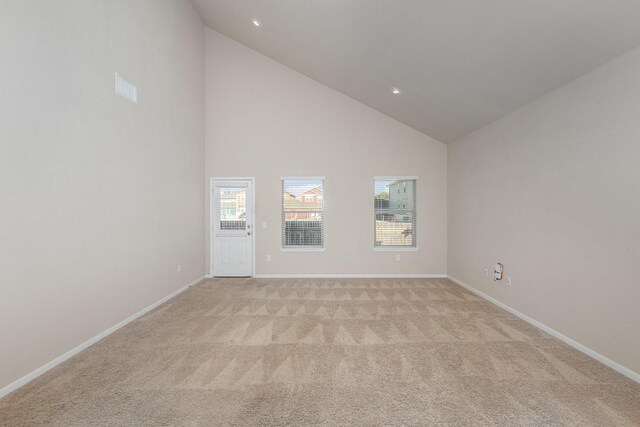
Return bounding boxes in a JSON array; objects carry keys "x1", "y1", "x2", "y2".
[
  {"x1": 448, "y1": 46, "x2": 640, "y2": 375},
  {"x1": 205, "y1": 29, "x2": 447, "y2": 276},
  {"x1": 0, "y1": 0, "x2": 205, "y2": 390},
  {"x1": 6, "y1": 0, "x2": 635, "y2": 394}
]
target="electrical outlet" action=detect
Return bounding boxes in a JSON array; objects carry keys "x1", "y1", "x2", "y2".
[
  {"x1": 395, "y1": 254, "x2": 401, "y2": 261},
  {"x1": 484, "y1": 269, "x2": 489, "y2": 278},
  {"x1": 266, "y1": 254, "x2": 272, "y2": 262},
  {"x1": 262, "y1": 222, "x2": 267, "y2": 229},
  {"x1": 177, "y1": 264, "x2": 182, "y2": 273},
  {"x1": 506, "y1": 276, "x2": 512, "y2": 286}
]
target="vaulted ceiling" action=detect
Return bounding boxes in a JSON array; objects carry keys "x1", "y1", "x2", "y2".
[{"x1": 192, "y1": 0, "x2": 640, "y2": 142}]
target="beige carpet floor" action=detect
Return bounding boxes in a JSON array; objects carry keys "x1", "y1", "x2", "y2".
[{"x1": 1, "y1": 278, "x2": 639, "y2": 426}]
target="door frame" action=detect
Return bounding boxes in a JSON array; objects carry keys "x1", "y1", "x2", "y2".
[{"x1": 210, "y1": 177, "x2": 256, "y2": 278}]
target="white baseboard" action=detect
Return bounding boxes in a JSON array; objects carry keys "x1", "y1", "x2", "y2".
[
  {"x1": 253, "y1": 274, "x2": 447, "y2": 279},
  {"x1": 0, "y1": 275, "x2": 206, "y2": 400},
  {"x1": 446, "y1": 275, "x2": 640, "y2": 384}
]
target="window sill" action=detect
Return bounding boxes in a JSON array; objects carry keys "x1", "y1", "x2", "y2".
[
  {"x1": 373, "y1": 247, "x2": 419, "y2": 252},
  {"x1": 280, "y1": 247, "x2": 326, "y2": 252}
]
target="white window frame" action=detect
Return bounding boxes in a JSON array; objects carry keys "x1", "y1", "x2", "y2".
[
  {"x1": 373, "y1": 176, "x2": 419, "y2": 251},
  {"x1": 281, "y1": 176, "x2": 326, "y2": 252}
]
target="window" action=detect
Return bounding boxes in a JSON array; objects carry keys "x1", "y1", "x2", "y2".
[
  {"x1": 374, "y1": 178, "x2": 416, "y2": 247},
  {"x1": 282, "y1": 178, "x2": 324, "y2": 248},
  {"x1": 217, "y1": 187, "x2": 246, "y2": 230}
]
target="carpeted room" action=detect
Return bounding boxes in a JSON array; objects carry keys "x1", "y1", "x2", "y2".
[
  {"x1": 3, "y1": 278, "x2": 639, "y2": 425},
  {"x1": 1, "y1": 1, "x2": 640, "y2": 425}
]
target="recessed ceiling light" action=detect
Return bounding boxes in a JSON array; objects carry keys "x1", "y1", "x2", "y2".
[
  {"x1": 391, "y1": 87, "x2": 401, "y2": 95},
  {"x1": 252, "y1": 19, "x2": 262, "y2": 27}
]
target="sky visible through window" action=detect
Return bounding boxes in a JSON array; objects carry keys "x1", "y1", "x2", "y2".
[
  {"x1": 374, "y1": 179, "x2": 394, "y2": 198},
  {"x1": 283, "y1": 179, "x2": 322, "y2": 198}
]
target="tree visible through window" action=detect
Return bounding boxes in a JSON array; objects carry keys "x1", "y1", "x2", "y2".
[
  {"x1": 374, "y1": 178, "x2": 416, "y2": 247},
  {"x1": 282, "y1": 179, "x2": 324, "y2": 247}
]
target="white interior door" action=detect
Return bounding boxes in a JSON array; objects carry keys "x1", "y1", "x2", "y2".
[{"x1": 212, "y1": 179, "x2": 253, "y2": 277}]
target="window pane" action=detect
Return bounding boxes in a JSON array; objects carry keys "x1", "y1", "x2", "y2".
[
  {"x1": 282, "y1": 179, "x2": 324, "y2": 247},
  {"x1": 283, "y1": 214, "x2": 323, "y2": 246},
  {"x1": 374, "y1": 179, "x2": 416, "y2": 247},
  {"x1": 375, "y1": 212, "x2": 414, "y2": 246},
  {"x1": 218, "y1": 187, "x2": 246, "y2": 230}
]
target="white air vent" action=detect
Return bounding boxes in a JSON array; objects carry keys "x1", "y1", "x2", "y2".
[{"x1": 115, "y1": 72, "x2": 137, "y2": 103}]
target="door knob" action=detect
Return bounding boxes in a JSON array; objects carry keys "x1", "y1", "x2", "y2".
[{"x1": 247, "y1": 232, "x2": 251, "y2": 236}]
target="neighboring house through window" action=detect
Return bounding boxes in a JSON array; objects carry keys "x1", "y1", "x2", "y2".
[
  {"x1": 282, "y1": 178, "x2": 324, "y2": 249},
  {"x1": 374, "y1": 177, "x2": 417, "y2": 247}
]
